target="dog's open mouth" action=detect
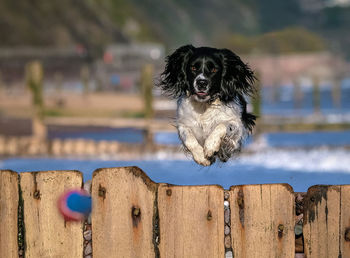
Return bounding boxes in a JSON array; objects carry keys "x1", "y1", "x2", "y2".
[
  {"x1": 195, "y1": 91, "x2": 208, "y2": 97},
  {"x1": 193, "y1": 90, "x2": 211, "y2": 102}
]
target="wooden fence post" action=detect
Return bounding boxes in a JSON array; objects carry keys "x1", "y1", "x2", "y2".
[
  {"x1": 293, "y1": 77, "x2": 303, "y2": 110},
  {"x1": 4, "y1": 167, "x2": 350, "y2": 258},
  {"x1": 20, "y1": 170, "x2": 83, "y2": 258},
  {"x1": 252, "y1": 72, "x2": 261, "y2": 119},
  {"x1": 26, "y1": 61, "x2": 47, "y2": 140},
  {"x1": 91, "y1": 167, "x2": 157, "y2": 258},
  {"x1": 141, "y1": 64, "x2": 155, "y2": 148},
  {"x1": 0, "y1": 71, "x2": 3, "y2": 93},
  {"x1": 312, "y1": 76, "x2": 321, "y2": 114},
  {"x1": 332, "y1": 78, "x2": 342, "y2": 109},
  {"x1": 141, "y1": 64, "x2": 154, "y2": 120},
  {"x1": 157, "y1": 184, "x2": 225, "y2": 257},
  {"x1": 230, "y1": 184, "x2": 295, "y2": 258},
  {"x1": 304, "y1": 185, "x2": 350, "y2": 258},
  {"x1": 81, "y1": 65, "x2": 90, "y2": 95},
  {"x1": 0, "y1": 170, "x2": 19, "y2": 258}
]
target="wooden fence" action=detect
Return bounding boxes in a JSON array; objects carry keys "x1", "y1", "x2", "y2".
[{"x1": 1, "y1": 167, "x2": 350, "y2": 258}]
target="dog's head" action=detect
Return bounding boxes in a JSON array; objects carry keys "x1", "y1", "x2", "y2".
[{"x1": 158, "y1": 45, "x2": 255, "y2": 104}]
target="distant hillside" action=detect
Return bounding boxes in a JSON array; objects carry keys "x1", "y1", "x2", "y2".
[
  {"x1": 105, "y1": 0, "x2": 350, "y2": 56},
  {"x1": 0, "y1": 0, "x2": 128, "y2": 57},
  {"x1": 1, "y1": 0, "x2": 350, "y2": 57}
]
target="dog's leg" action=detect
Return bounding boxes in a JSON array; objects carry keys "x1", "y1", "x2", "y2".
[
  {"x1": 217, "y1": 122, "x2": 244, "y2": 161},
  {"x1": 178, "y1": 125, "x2": 211, "y2": 166},
  {"x1": 204, "y1": 123, "x2": 227, "y2": 159}
]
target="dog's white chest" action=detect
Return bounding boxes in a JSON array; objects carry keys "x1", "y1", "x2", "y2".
[{"x1": 177, "y1": 97, "x2": 241, "y2": 145}]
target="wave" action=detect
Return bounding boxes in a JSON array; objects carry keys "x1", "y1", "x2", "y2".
[{"x1": 236, "y1": 148, "x2": 350, "y2": 173}]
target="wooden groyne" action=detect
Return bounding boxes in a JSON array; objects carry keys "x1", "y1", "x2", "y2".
[{"x1": 0, "y1": 135, "x2": 179, "y2": 158}]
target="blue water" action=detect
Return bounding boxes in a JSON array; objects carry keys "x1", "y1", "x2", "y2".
[
  {"x1": 1, "y1": 156, "x2": 349, "y2": 192},
  {"x1": 266, "y1": 131, "x2": 350, "y2": 147},
  {"x1": 49, "y1": 127, "x2": 144, "y2": 143},
  {"x1": 47, "y1": 128, "x2": 350, "y2": 148},
  {"x1": 262, "y1": 84, "x2": 350, "y2": 116},
  {"x1": 155, "y1": 130, "x2": 350, "y2": 147},
  {"x1": 2, "y1": 130, "x2": 349, "y2": 192}
]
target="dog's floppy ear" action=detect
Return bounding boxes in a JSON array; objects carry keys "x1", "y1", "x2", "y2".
[
  {"x1": 157, "y1": 44, "x2": 195, "y2": 99},
  {"x1": 219, "y1": 49, "x2": 257, "y2": 132},
  {"x1": 218, "y1": 48, "x2": 255, "y2": 102}
]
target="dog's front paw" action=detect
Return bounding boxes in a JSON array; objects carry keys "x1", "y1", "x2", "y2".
[
  {"x1": 196, "y1": 157, "x2": 211, "y2": 166},
  {"x1": 192, "y1": 149, "x2": 212, "y2": 166},
  {"x1": 204, "y1": 145, "x2": 216, "y2": 160}
]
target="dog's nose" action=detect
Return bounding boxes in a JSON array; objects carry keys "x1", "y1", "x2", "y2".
[{"x1": 196, "y1": 79, "x2": 209, "y2": 90}]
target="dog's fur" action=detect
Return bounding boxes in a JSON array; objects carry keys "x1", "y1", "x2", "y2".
[{"x1": 158, "y1": 45, "x2": 256, "y2": 166}]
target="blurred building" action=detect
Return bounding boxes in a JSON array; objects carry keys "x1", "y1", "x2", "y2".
[
  {"x1": 0, "y1": 45, "x2": 88, "y2": 85},
  {"x1": 246, "y1": 52, "x2": 350, "y2": 86},
  {"x1": 0, "y1": 43, "x2": 166, "y2": 93},
  {"x1": 299, "y1": 0, "x2": 350, "y2": 11},
  {"x1": 96, "y1": 43, "x2": 165, "y2": 92}
]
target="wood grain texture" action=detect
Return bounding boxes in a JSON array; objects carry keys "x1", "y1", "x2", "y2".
[
  {"x1": 230, "y1": 184, "x2": 295, "y2": 258},
  {"x1": 158, "y1": 184, "x2": 224, "y2": 258},
  {"x1": 91, "y1": 166, "x2": 157, "y2": 258},
  {"x1": 304, "y1": 185, "x2": 350, "y2": 258},
  {"x1": 0, "y1": 170, "x2": 19, "y2": 258},
  {"x1": 20, "y1": 170, "x2": 83, "y2": 258}
]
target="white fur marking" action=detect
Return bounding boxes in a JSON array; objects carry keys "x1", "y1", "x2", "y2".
[
  {"x1": 177, "y1": 97, "x2": 245, "y2": 164},
  {"x1": 195, "y1": 73, "x2": 206, "y2": 80},
  {"x1": 204, "y1": 123, "x2": 227, "y2": 158}
]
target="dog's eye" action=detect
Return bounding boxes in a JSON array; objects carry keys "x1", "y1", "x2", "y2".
[
  {"x1": 211, "y1": 68, "x2": 217, "y2": 73},
  {"x1": 191, "y1": 66, "x2": 196, "y2": 71}
]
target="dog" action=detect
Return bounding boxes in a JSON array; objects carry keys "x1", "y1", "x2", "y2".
[{"x1": 157, "y1": 45, "x2": 256, "y2": 166}]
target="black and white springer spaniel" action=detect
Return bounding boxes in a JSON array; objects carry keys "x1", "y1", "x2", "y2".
[{"x1": 157, "y1": 45, "x2": 256, "y2": 166}]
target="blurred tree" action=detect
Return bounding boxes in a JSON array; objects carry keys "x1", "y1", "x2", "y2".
[
  {"x1": 219, "y1": 34, "x2": 256, "y2": 54},
  {"x1": 220, "y1": 27, "x2": 326, "y2": 55},
  {"x1": 3, "y1": 0, "x2": 350, "y2": 56},
  {"x1": 257, "y1": 27, "x2": 326, "y2": 54}
]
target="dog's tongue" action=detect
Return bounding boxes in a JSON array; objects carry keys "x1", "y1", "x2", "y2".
[{"x1": 196, "y1": 92, "x2": 207, "y2": 96}]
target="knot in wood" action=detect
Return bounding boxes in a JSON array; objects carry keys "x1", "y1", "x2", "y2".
[
  {"x1": 33, "y1": 190, "x2": 41, "y2": 199},
  {"x1": 98, "y1": 185, "x2": 106, "y2": 198},
  {"x1": 132, "y1": 206, "x2": 142, "y2": 227},
  {"x1": 207, "y1": 210, "x2": 212, "y2": 221},
  {"x1": 345, "y1": 228, "x2": 350, "y2": 242},
  {"x1": 166, "y1": 189, "x2": 172, "y2": 196},
  {"x1": 132, "y1": 207, "x2": 141, "y2": 217},
  {"x1": 278, "y1": 224, "x2": 284, "y2": 238}
]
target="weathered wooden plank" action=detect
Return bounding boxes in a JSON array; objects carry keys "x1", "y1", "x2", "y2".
[
  {"x1": 92, "y1": 166, "x2": 157, "y2": 258},
  {"x1": 230, "y1": 184, "x2": 295, "y2": 258},
  {"x1": 0, "y1": 170, "x2": 19, "y2": 258},
  {"x1": 304, "y1": 185, "x2": 350, "y2": 258},
  {"x1": 20, "y1": 170, "x2": 83, "y2": 258},
  {"x1": 158, "y1": 184, "x2": 225, "y2": 258}
]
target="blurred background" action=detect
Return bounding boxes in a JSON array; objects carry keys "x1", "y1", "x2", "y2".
[{"x1": 0, "y1": 0, "x2": 350, "y2": 191}]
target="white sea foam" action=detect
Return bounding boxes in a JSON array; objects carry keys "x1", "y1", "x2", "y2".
[
  {"x1": 123, "y1": 144, "x2": 350, "y2": 174},
  {"x1": 236, "y1": 148, "x2": 350, "y2": 173}
]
